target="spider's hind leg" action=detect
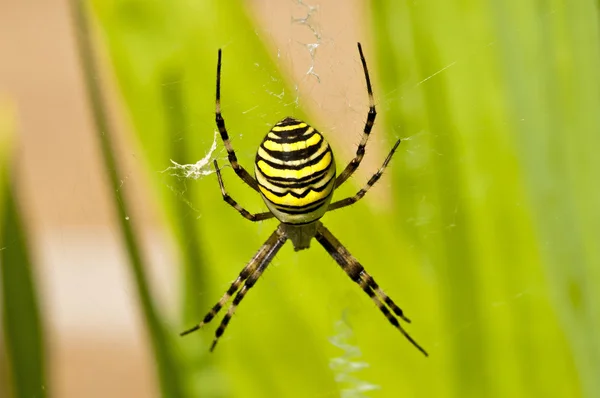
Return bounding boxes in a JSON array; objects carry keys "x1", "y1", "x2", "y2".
[
  {"x1": 181, "y1": 226, "x2": 287, "y2": 351},
  {"x1": 314, "y1": 223, "x2": 428, "y2": 357},
  {"x1": 210, "y1": 265, "x2": 265, "y2": 351},
  {"x1": 180, "y1": 257, "x2": 257, "y2": 337}
]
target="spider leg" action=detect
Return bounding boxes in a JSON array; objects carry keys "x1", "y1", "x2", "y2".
[
  {"x1": 180, "y1": 226, "x2": 287, "y2": 349},
  {"x1": 315, "y1": 223, "x2": 428, "y2": 357},
  {"x1": 215, "y1": 49, "x2": 260, "y2": 192},
  {"x1": 213, "y1": 160, "x2": 274, "y2": 222},
  {"x1": 335, "y1": 43, "x2": 377, "y2": 189},
  {"x1": 209, "y1": 226, "x2": 287, "y2": 351},
  {"x1": 179, "y1": 257, "x2": 258, "y2": 337},
  {"x1": 328, "y1": 139, "x2": 401, "y2": 212}
]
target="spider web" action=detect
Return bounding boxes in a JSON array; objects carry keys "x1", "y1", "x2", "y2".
[{"x1": 163, "y1": 130, "x2": 219, "y2": 180}]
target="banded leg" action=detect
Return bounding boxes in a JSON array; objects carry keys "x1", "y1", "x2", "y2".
[
  {"x1": 180, "y1": 226, "x2": 287, "y2": 340},
  {"x1": 215, "y1": 49, "x2": 260, "y2": 192},
  {"x1": 328, "y1": 139, "x2": 401, "y2": 212},
  {"x1": 315, "y1": 223, "x2": 428, "y2": 357},
  {"x1": 213, "y1": 160, "x2": 274, "y2": 222},
  {"x1": 179, "y1": 256, "x2": 259, "y2": 337},
  {"x1": 335, "y1": 42, "x2": 377, "y2": 189},
  {"x1": 209, "y1": 226, "x2": 287, "y2": 351}
]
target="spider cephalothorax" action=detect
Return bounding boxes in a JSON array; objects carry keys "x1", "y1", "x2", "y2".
[{"x1": 180, "y1": 43, "x2": 427, "y2": 357}]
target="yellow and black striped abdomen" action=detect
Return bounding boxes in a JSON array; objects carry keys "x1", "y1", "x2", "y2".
[{"x1": 255, "y1": 117, "x2": 336, "y2": 224}]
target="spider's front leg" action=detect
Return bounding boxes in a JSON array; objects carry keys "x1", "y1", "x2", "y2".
[{"x1": 335, "y1": 43, "x2": 377, "y2": 189}]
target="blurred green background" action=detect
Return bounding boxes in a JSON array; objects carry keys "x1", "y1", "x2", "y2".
[{"x1": 1, "y1": 0, "x2": 599, "y2": 397}]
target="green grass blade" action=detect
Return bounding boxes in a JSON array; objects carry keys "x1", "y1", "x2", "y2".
[
  {"x1": 490, "y1": 1, "x2": 600, "y2": 395},
  {"x1": 0, "y1": 102, "x2": 14, "y2": 239},
  {"x1": 370, "y1": 0, "x2": 596, "y2": 396},
  {"x1": 69, "y1": 1, "x2": 185, "y2": 397},
  {"x1": 0, "y1": 104, "x2": 7, "y2": 398},
  {"x1": 0, "y1": 105, "x2": 47, "y2": 398}
]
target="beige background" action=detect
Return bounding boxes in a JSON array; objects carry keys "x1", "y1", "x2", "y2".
[{"x1": 0, "y1": 0, "x2": 387, "y2": 396}]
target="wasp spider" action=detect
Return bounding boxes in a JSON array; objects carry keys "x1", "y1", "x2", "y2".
[{"x1": 181, "y1": 43, "x2": 427, "y2": 357}]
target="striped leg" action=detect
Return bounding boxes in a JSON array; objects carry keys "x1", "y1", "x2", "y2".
[
  {"x1": 213, "y1": 160, "x2": 274, "y2": 222},
  {"x1": 209, "y1": 227, "x2": 287, "y2": 351},
  {"x1": 328, "y1": 139, "x2": 401, "y2": 212},
  {"x1": 180, "y1": 226, "x2": 287, "y2": 340},
  {"x1": 180, "y1": 228, "x2": 287, "y2": 351},
  {"x1": 335, "y1": 42, "x2": 377, "y2": 189},
  {"x1": 315, "y1": 223, "x2": 428, "y2": 357},
  {"x1": 215, "y1": 49, "x2": 260, "y2": 192},
  {"x1": 179, "y1": 258, "x2": 258, "y2": 337}
]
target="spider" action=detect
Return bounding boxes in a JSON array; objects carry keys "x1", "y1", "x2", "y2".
[{"x1": 181, "y1": 43, "x2": 427, "y2": 357}]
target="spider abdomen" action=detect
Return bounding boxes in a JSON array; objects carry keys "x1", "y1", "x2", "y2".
[{"x1": 255, "y1": 117, "x2": 336, "y2": 224}]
